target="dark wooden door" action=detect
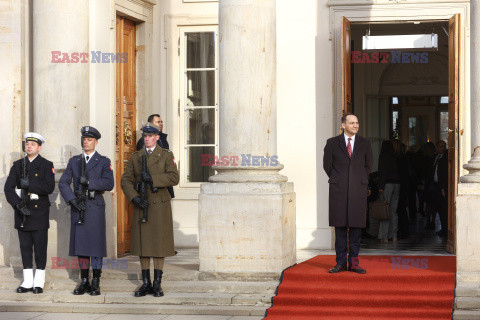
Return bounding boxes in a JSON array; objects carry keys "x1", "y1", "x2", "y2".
[{"x1": 446, "y1": 13, "x2": 460, "y2": 254}]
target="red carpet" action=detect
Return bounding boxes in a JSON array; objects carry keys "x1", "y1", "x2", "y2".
[{"x1": 264, "y1": 255, "x2": 456, "y2": 320}]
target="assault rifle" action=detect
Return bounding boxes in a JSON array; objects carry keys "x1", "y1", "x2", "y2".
[
  {"x1": 75, "y1": 143, "x2": 88, "y2": 225},
  {"x1": 135, "y1": 135, "x2": 158, "y2": 223},
  {"x1": 18, "y1": 139, "x2": 31, "y2": 228}
]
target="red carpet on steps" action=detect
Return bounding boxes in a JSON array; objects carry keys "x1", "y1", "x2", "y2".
[{"x1": 264, "y1": 255, "x2": 456, "y2": 320}]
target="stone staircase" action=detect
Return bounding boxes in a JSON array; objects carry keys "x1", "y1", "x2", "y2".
[
  {"x1": 454, "y1": 283, "x2": 480, "y2": 319},
  {"x1": 0, "y1": 254, "x2": 278, "y2": 317}
]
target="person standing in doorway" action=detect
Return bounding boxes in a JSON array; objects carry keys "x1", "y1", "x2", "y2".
[
  {"x1": 433, "y1": 140, "x2": 448, "y2": 237},
  {"x1": 121, "y1": 123, "x2": 179, "y2": 297},
  {"x1": 4, "y1": 133, "x2": 55, "y2": 294},
  {"x1": 136, "y1": 114, "x2": 169, "y2": 151},
  {"x1": 323, "y1": 113, "x2": 373, "y2": 274},
  {"x1": 59, "y1": 126, "x2": 114, "y2": 296},
  {"x1": 377, "y1": 140, "x2": 401, "y2": 243}
]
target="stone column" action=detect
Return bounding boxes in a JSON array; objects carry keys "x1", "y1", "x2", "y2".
[
  {"x1": 199, "y1": 0, "x2": 296, "y2": 274},
  {"x1": 29, "y1": 0, "x2": 89, "y2": 273},
  {"x1": 33, "y1": 0, "x2": 89, "y2": 169},
  {"x1": 456, "y1": 0, "x2": 480, "y2": 284}
]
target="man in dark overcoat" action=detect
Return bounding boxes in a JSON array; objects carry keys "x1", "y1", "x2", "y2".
[
  {"x1": 59, "y1": 126, "x2": 114, "y2": 295},
  {"x1": 323, "y1": 113, "x2": 373, "y2": 274},
  {"x1": 121, "y1": 123, "x2": 179, "y2": 297},
  {"x1": 4, "y1": 133, "x2": 55, "y2": 294}
]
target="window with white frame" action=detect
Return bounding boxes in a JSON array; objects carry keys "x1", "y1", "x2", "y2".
[{"x1": 179, "y1": 26, "x2": 219, "y2": 186}]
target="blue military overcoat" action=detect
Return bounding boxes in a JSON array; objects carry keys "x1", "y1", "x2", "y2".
[{"x1": 58, "y1": 152, "x2": 114, "y2": 257}]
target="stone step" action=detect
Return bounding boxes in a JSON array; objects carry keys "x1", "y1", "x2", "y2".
[
  {"x1": 456, "y1": 284, "x2": 480, "y2": 297},
  {"x1": 0, "y1": 301, "x2": 267, "y2": 316},
  {"x1": 453, "y1": 310, "x2": 480, "y2": 320},
  {"x1": 0, "y1": 278, "x2": 277, "y2": 294},
  {"x1": 0, "y1": 289, "x2": 272, "y2": 307},
  {"x1": 456, "y1": 297, "x2": 480, "y2": 310},
  {"x1": 0, "y1": 266, "x2": 14, "y2": 278}
]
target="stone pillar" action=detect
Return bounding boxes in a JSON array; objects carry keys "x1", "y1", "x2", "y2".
[
  {"x1": 33, "y1": 0, "x2": 89, "y2": 169},
  {"x1": 0, "y1": 0, "x2": 27, "y2": 266},
  {"x1": 29, "y1": 0, "x2": 89, "y2": 272},
  {"x1": 199, "y1": 0, "x2": 296, "y2": 274},
  {"x1": 457, "y1": 0, "x2": 480, "y2": 284}
]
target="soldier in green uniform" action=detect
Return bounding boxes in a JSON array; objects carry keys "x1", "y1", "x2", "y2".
[{"x1": 121, "y1": 123, "x2": 179, "y2": 297}]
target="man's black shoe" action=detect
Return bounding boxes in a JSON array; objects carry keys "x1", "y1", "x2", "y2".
[
  {"x1": 348, "y1": 266, "x2": 367, "y2": 274},
  {"x1": 328, "y1": 265, "x2": 347, "y2": 273},
  {"x1": 16, "y1": 286, "x2": 32, "y2": 293},
  {"x1": 32, "y1": 287, "x2": 43, "y2": 294}
]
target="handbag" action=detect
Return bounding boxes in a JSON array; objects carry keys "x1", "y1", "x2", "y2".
[{"x1": 370, "y1": 193, "x2": 391, "y2": 220}]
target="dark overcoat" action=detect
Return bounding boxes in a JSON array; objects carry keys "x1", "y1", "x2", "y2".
[
  {"x1": 120, "y1": 147, "x2": 179, "y2": 257},
  {"x1": 58, "y1": 152, "x2": 114, "y2": 257},
  {"x1": 4, "y1": 155, "x2": 55, "y2": 230},
  {"x1": 323, "y1": 134, "x2": 373, "y2": 228}
]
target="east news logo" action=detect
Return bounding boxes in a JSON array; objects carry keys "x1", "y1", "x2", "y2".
[{"x1": 352, "y1": 50, "x2": 429, "y2": 64}]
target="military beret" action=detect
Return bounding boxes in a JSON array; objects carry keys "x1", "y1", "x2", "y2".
[
  {"x1": 142, "y1": 123, "x2": 160, "y2": 135},
  {"x1": 23, "y1": 132, "x2": 45, "y2": 145},
  {"x1": 81, "y1": 126, "x2": 101, "y2": 139}
]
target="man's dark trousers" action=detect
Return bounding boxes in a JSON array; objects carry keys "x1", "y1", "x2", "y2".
[{"x1": 335, "y1": 227, "x2": 362, "y2": 267}]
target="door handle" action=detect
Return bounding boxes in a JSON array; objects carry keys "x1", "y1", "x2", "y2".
[{"x1": 448, "y1": 129, "x2": 454, "y2": 133}]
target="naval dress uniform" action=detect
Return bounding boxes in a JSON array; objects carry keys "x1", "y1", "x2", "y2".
[
  {"x1": 58, "y1": 126, "x2": 114, "y2": 295},
  {"x1": 4, "y1": 133, "x2": 55, "y2": 294}
]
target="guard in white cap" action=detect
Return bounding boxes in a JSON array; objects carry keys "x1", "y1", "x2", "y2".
[{"x1": 4, "y1": 132, "x2": 55, "y2": 294}]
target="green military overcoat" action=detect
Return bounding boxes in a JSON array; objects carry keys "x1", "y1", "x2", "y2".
[{"x1": 120, "y1": 147, "x2": 179, "y2": 257}]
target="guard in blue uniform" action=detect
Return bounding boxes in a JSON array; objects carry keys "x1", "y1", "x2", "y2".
[
  {"x1": 4, "y1": 133, "x2": 55, "y2": 294},
  {"x1": 59, "y1": 126, "x2": 114, "y2": 296}
]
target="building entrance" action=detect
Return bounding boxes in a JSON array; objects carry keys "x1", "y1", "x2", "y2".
[{"x1": 341, "y1": 17, "x2": 460, "y2": 253}]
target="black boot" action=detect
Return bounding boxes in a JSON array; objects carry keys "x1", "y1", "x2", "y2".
[
  {"x1": 134, "y1": 269, "x2": 152, "y2": 297},
  {"x1": 90, "y1": 269, "x2": 101, "y2": 296},
  {"x1": 73, "y1": 269, "x2": 90, "y2": 295},
  {"x1": 152, "y1": 269, "x2": 164, "y2": 297}
]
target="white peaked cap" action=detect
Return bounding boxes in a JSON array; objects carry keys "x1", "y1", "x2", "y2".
[{"x1": 23, "y1": 132, "x2": 46, "y2": 144}]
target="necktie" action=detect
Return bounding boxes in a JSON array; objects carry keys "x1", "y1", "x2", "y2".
[
  {"x1": 86, "y1": 156, "x2": 90, "y2": 163},
  {"x1": 347, "y1": 138, "x2": 352, "y2": 158},
  {"x1": 148, "y1": 149, "x2": 152, "y2": 155}
]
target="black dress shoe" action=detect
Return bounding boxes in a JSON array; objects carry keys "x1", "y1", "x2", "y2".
[
  {"x1": 16, "y1": 286, "x2": 32, "y2": 293},
  {"x1": 328, "y1": 265, "x2": 347, "y2": 273},
  {"x1": 348, "y1": 266, "x2": 367, "y2": 274},
  {"x1": 33, "y1": 287, "x2": 43, "y2": 294}
]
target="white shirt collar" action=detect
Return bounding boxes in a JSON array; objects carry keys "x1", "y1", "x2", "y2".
[
  {"x1": 146, "y1": 146, "x2": 156, "y2": 153},
  {"x1": 84, "y1": 150, "x2": 96, "y2": 162},
  {"x1": 344, "y1": 133, "x2": 356, "y2": 143},
  {"x1": 28, "y1": 154, "x2": 39, "y2": 162}
]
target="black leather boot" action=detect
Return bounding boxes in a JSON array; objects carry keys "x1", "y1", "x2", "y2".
[
  {"x1": 89, "y1": 269, "x2": 101, "y2": 296},
  {"x1": 134, "y1": 269, "x2": 152, "y2": 297},
  {"x1": 152, "y1": 269, "x2": 164, "y2": 297},
  {"x1": 73, "y1": 269, "x2": 90, "y2": 295}
]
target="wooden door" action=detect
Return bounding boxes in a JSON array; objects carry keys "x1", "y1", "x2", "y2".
[
  {"x1": 116, "y1": 16, "x2": 136, "y2": 255},
  {"x1": 446, "y1": 14, "x2": 460, "y2": 254},
  {"x1": 341, "y1": 17, "x2": 352, "y2": 116}
]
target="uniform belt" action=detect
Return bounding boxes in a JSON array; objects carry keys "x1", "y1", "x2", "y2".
[
  {"x1": 89, "y1": 191, "x2": 105, "y2": 196},
  {"x1": 29, "y1": 193, "x2": 39, "y2": 200}
]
